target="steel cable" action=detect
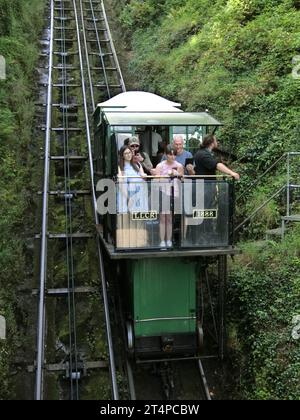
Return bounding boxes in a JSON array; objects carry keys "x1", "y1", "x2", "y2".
[{"x1": 60, "y1": 0, "x2": 80, "y2": 399}]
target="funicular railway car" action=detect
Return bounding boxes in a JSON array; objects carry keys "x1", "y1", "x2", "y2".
[{"x1": 93, "y1": 91, "x2": 236, "y2": 359}]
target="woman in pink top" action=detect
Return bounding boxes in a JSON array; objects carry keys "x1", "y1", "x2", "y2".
[{"x1": 155, "y1": 145, "x2": 184, "y2": 248}]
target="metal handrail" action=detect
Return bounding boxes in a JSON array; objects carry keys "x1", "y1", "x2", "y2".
[
  {"x1": 236, "y1": 153, "x2": 287, "y2": 203},
  {"x1": 234, "y1": 185, "x2": 286, "y2": 233},
  {"x1": 236, "y1": 152, "x2": 300, "y2": 204},
  {"x1": 117, "y1": 175, "x2": 233, "y2": 179},
  {"x1": 234, "y1": 151, "x2": 300, "y2": 234}
]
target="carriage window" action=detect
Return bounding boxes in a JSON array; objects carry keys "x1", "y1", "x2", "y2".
[
  {"x1": 137, "y1": 127, "x2": 164, "y2": 157},
  {"x1": 171, "y1": 126, "x2": 206, "y2": 153},
  {"x1": 181, "y1": 180, "x2": 232, "y2": 248},
  {"x1": 116, "y1": 133, "x2": 131, "y2": 150},
  {"x1": 112, "y1": 126, "x2": 133, "y2": 150},
  {"x1": 113, "y1": 126, "x2": 132, "y2": 132},
  {"x1": 187, "y1": 126, "x2": 203, "y2": 154},
  {"x1": 172, "y1": 126, "x2": 187, "y2": 146}
]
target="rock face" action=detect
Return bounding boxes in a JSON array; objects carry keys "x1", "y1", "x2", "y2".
[{"x1": 0, "y1": 316, "x2": 6, "y2": 340}]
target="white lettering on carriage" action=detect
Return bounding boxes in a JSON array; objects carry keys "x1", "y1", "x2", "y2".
[
  {"x1": 132, "y1": 211, "x2": 158, "y2": 221},
  {"x1": 96, "y1": 178, "x2": 221, "y2": 220},
  {"x1": 96, "y1": 179, "x2": 116, "y2": 215},
  {"x1": 193, "y1": 210, "x2": 218, "y2": 219}
]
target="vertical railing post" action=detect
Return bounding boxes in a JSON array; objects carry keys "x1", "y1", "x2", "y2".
[{"x1": 171, "y1": 182, "x2": 175, "y2": 247}]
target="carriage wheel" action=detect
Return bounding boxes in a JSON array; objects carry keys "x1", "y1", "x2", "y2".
[{"x1": 126, "y1": 321, "x2": 134, "y2": 355}]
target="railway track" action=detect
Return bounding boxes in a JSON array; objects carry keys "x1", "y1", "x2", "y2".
[
  {"x1": 35, "y1": 0, "x2": 125, "y2": 400},
  {"x1": 34, "y1": 0, "x2": 214, "y2": 401},
  {"x1": 131, "y1": 358, "x2": 213, "y2": 401}
]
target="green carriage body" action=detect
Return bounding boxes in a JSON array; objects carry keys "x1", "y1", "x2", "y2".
[
  {"x1": 132, "y1": 258, "x2": 196, "y2": 336},
  {"x1": 126, "y1": 258, "x2": 198, "y2": 357}
]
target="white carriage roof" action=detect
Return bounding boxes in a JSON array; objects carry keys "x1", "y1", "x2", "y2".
[
  {"x1": 98, "y1": 91, "x2": 183, "y2": 112},
  {"x1": 103, "y1": 112, "x2": 222, "y2": 126}
]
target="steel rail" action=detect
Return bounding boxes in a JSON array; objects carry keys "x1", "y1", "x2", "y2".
[
  {"x1": 79, "y1": 0, "x2": 96, "y2": 110},
  {"x1": 126, "y1": 360, "x2": 136, "y2": 400},
  {"x1": 59, "y1": 1, "x2": 80, "y2": 399},
  {"x1": 88, "y1": 0, "x2": 111, "y2": 98},
  {"x1": 60, "y1": 1, "x2": 74, "y2": 398},
  {"x1": 35, "y1": 0, "x2": 54, "y2": 401},
  {"x1": 72, "y1": 0, "x2": 119, "y2": 400},
  {"x1": 198, "y1": 360, "x2": 212, "y2": 400},
  {"x1": 100, "y1": 0, "x2": 126, "y2": 92},
  {"x1": 114, "y1": 264, "x2": 136, "y2": 400}
]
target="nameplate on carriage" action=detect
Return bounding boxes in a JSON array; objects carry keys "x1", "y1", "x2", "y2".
[
  {"x1": 132, "y1": 211, "x2": 158, "y2": 221},
  {"x1": 193, "y1": 210, "x2": 218, "y2": 219}
]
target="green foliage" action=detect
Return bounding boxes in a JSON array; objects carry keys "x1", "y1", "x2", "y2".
[
  {"x1": 119, "y1": 0, "x2": 186, "y2": 29},
  {"x1": 120, "y1": 0, "x2": 300, "y2": 163},
  {"x1": 119, "y1": 0, "x2": 300, "y2": 399},
  {"x1": 0, "y1": 0, "x2": 45, "y2": 399},
  {"x1": 228, "y1": 228, "x2": 300, "y2": 399}
]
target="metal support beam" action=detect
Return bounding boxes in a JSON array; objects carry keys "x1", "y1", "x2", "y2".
[{"x1": 218, "y1": 255, "x2": 227, "y2": 361}]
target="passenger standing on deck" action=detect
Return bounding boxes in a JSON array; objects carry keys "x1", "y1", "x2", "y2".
[
  {"x1": 128, "y1": 136, "x2": 153, "y2": 175},
  {"x1": 193, "y1": 134, "x2": 240, "y2": 228},
  {"x1": 118, "y1": 146, "x2": 147, "y2": 213},
  {"x1": 161, "y1": 135, "x2": 194, "y2": 175},
  {"x1": 194, "y1": 134, "x2": 240, "y2": 179},
  {"x1": 155, "y1": 145, "x2": 184, "y2": 248}
]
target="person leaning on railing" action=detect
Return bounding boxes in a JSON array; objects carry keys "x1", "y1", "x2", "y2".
[{"x1": 193, "y1": 134, "x2": 240, "y2": 180}]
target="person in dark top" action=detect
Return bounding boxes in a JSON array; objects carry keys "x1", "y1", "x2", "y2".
[
  {"x1": 156, "y1": 140, "x2": 167, "y2": 163},
  {"x1": 194, "y1": 134, "x2": 240, "y2": 179}
]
